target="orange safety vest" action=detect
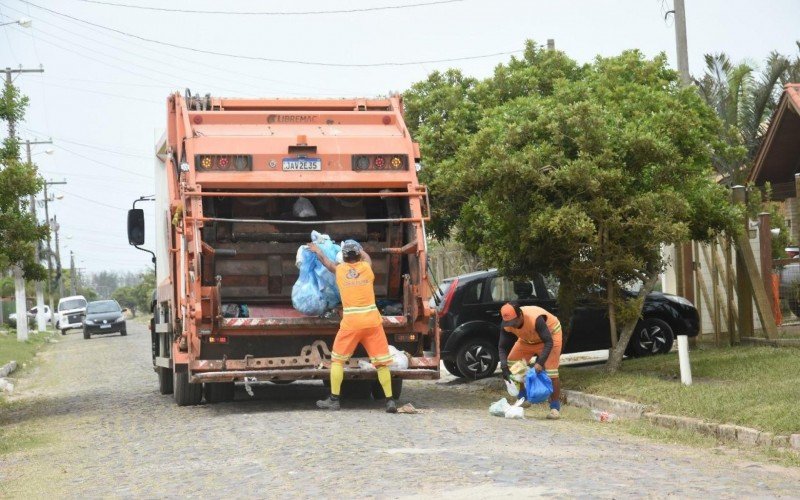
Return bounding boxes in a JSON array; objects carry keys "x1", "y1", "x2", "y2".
[
  {"x1": 503, "y1": 306, "x2": 562, "y2": 345},
  {"x1": 335, "y1": 261, "x2": 382, "y2": 330}
]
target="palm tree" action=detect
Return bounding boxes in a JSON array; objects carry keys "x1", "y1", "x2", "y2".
[{"x1": 694, "y1": 47, "x2": 796, "y2": 185}]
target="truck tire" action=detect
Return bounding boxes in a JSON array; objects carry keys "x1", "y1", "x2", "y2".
[
  {"x1": 173, "y1": 368, "x2": 202, "y2": 406},
  {"x1": 370, "y1": 379, "x2": 402, "y2": 400},
  {"x1": 157, "y1": 367, "x2": 174, "y2": 395},
  {"x1": 340, "y1": 380, "x2": 373, "y2": 399},
  {"x1": 204, "y1": 382, "x2": 235, "y2": 403}
]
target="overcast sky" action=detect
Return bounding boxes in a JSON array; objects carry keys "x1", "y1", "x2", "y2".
[{"x1": 1, "y1": 0, "x2": 798, "y2": 276}]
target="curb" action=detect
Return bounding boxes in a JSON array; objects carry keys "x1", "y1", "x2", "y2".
[
  {"x1": 563, "y1": 389, "x2": 800, "y2": 452},
  {"x1": 0, "y1": 360, "x2": 17, "y2": 378}
]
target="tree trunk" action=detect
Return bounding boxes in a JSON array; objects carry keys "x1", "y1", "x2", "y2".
[
  {"x1": 605, "y1": 273, "x2": 660, "y2": 374},
  {"x1": 607, "y1": 279, "x2": 617, "y2": 348}
]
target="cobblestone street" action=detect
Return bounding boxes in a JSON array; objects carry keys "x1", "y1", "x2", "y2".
[{"x1": 1, "y1": 322, "x2": 799, "y2": 498}]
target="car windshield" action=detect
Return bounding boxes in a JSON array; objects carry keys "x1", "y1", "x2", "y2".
[
  {"x1": 59, "y1": 298, "x2": 87, "y2": 311},
  {"x1": 87, "y1": 301, "x2": 121, "y2": 314}
]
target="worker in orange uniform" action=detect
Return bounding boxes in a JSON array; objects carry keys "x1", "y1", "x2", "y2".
[
  {"x1": 309, "y1": 240, "x2": 397, "y2": 413},
  {"x1": 499, "y1": 301, "x2": 562, "y2": 419}
]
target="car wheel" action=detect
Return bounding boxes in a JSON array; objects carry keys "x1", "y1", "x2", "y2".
[
  {"x1": 370, "y1": 379, "x2": 402, "y2": 400},
  {"x1": 61, "y1": 329, "x2": 67, "y2": 336},
  {"x1": 173, "y1": 368, "x2": 203, "y2": 406},
  {"x1": 455, "y1": 339, "x2": 498, "y2": 380},
  {"x1": 443, "y1": 360, "x2": 464, "y2": 378},
  {"x1": 83, "y1": 329, "x2": 90, "y2": 340},
  {"x1": 157, "y1": 367, "x2": 174, "y2": 395},
  {"x1": 631, "y1": 318, "x2": 674, "y2": 357},
  {"x1": 204, "y1": 382, "x2": 235, "y2": 403},
  {"x1": 120, "y1": 327, "x2": 127, "y2": 336}
]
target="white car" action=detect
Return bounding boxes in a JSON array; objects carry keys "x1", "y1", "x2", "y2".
[
  {"x1": 9, "y1": 305, "x2": 54, "y2": 327},
  {"x1": 55, "y1": 295, "x2": 88, "y2": 335}
]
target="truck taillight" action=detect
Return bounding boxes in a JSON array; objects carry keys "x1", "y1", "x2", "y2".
[
  {"x1": 352, "y1": 154, "x2": 408, "y2": 171},
  {"x1": 195, "y1": 155, "x2": 252, "y2": 172},
  {"x1": 437, "y1": 278, "x2": 458, "y2": 318},
  {"x1": 207, "y1": 336, "x2": 228, "y2": 344}
]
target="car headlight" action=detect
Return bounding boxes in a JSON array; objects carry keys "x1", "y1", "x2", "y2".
[
  {"x1": 84, "y1": 319, "x2": 95, "y2": 325},
  {"x1": 114, "y1": 316, "x2": 125, "y2": 323},
  {"x1": 666, "y1": 295, "x2": 694, "y2": 308}
]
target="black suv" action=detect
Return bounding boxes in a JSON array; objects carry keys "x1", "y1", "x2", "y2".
[{"x1": 437, "y1": 269, "x2": 699, "y2": 379}]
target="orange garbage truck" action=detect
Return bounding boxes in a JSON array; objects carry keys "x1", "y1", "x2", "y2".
[{"x1": 127, "y1": 91, "x2": 439, "y2": 406}]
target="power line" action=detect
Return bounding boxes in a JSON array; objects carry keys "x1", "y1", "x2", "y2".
[
  {"x1": 71, "y1": 0, "x2": 465, "y2": 16},
  {"x1": 24, "y1": 127, "x2": 152, "y2": 158},
  {"x1": 56, "y1": 144, "x2": 153, "y2": 179},
  {"x1": 58, "y1": 188, "x2": 129, "y2": 211},
  {"x1": 22, "y1": 0, "x2": 522, "y2": 68},
  {"x1": 36, "y1": 79, "x2": 162, "y2": 104}
]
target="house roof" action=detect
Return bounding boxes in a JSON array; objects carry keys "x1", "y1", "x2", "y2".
[{"x1": 748, "y1": 84, "x2": 800, "y2": 197}]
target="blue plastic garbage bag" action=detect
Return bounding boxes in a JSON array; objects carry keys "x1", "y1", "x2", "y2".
[
  {"x1": 292, "y1": 248, "x2": 327, "y2": 316},
  {"x1": 311, "y1": 231, "x2": 341, "y2": 308},
  {"x1": 524, "y1": 369, "x2": 554, "y2": 403}
]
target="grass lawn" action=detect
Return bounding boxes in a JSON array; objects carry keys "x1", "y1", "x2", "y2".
[
  {"x1": 562, "y1": 345, "x2": 800, "y2": 435},
  {"x1": 0, "y1": 328, "x2": 55, "y2": 369}
]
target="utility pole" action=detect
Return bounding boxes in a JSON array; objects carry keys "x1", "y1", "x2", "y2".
[
  {"x1": 42, "y1": 179, "x2": 66, "y2": 316},
  {"x1": 53, "y1": 215, "x2": 64, "y2": 297},
  {"x1": 70, "y1": 251, "x2": 76, "y2": 296},
  {"x1": 6, "y1": 66, "x2": 44, "y2": 342},
  {"x1": 672, "y1": 0, "x2": 691, "y2": 85},
  {"x1": 25, "y1": 139, "x2": 52, "y2": 332}
]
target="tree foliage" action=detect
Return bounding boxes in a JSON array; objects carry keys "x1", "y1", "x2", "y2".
[
  {"x1": 0, "y1": 78, "x2": 47, "y2": 281},
  {"x1": 112, "y1": 269, "x2": 155, "y2": 316},
  {"x1": 405, "y1": 42, "x2": 741, "y2": 371}
]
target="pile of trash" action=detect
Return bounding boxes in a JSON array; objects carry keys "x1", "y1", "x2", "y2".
[
  {"x1": 489, "y1": 359, "x2": 554, "y2": 419},
  {"x1": 292, "y1": 231, "x2": 342, "y2": 316}
]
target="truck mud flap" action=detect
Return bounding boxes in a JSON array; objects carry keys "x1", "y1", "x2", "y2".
[{"x1": 191, "y1": 368, "x2": 440, "y2": 383}]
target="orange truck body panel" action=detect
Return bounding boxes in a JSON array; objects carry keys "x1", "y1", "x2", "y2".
[{"x1": 153, "y1": 93, "x2": 439, "y2": 385}]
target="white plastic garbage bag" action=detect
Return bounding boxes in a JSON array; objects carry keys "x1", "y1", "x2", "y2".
[
  {"x1": 504, "y1": 398, "x2": 526, "y2": 419},
  {"x1": 489, "y1": 398, "x2": 511, "y2": 417},
  {"x1": 389, "y1": 345, "x2": 409, "y2": 370},
  {"x1": 293, "y1": 197, "x2": 317, "y2": 218},
  {"x1": 505, "y1": 379, "x2": 521, "y2": 398}
]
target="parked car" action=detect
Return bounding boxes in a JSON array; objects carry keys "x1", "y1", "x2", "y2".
[
  {"x1": 83, "y1": 300, "x2": 127, "y2": 339},
  {"x1": 55, "y1": 295, "x2": 88, "y2": 334},
  {"x1": 436, "y1": 269, "x2": 700, "y2": 379},
  {"x1": 9, "y1": 305, "x2": 54, "y2": 327}
]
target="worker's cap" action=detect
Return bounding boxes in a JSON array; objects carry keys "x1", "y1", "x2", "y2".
[
  {"x1": 500, "y1": 303, "x2": 520, "y2": 327},
  {"x1": 341, "y1": 239, "x2": 362, "y2": 257}
]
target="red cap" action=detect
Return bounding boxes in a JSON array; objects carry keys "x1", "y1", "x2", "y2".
[{"x1": 500, "y1": 303, "x2": 518, "y2": 322}]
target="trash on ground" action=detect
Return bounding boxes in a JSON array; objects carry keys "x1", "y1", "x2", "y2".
[
  {"x1": 489, "y1": 397, "x2": 511, "y2": 416},
  {"x1": 591, "y1": 409, "x2": 617, "y2": 422},
  {"x1": 504, "y1": 397, "x2": 526, "y2": 419},
  {"x1": 396, "y1": 403, "x2": 431, "y2": 414}
]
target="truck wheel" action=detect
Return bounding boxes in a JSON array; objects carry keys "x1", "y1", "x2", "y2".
[
  {"x1": 370, "y1": 379, "x2": 402, "y2": 400},
  {"x1": 204, "y1": 382, "x2": 235, "y2": 403},
  {"x1": 340, "y1": 380, "x2": 373, "y2": 399},
  {"x1": 173, "y1": 368, "x2": 203, "y2": 406},
  {"x1": 157, "y1": 367, "x2": 174, "y2": 395}
]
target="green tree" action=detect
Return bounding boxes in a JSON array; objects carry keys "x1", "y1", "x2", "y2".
[
  {"x1": 406, "y1": 43, "x2": 741, "y2": 372},
  {"x1": 0, "y1": 77, "x2": 47, "y2": 281},
  {"x1": 111, "y1": 269, "x2": 155, "y2": 317},
  {"x1": 112, "y1": 286, "x2": 139, "y2": 316}
]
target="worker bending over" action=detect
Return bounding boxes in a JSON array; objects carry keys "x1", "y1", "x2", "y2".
[
  {"x1": 309, "y1": 240, "x2": 397, "y2": 413},
  {"x1": 499, "y1": 302, "x2": 562, "y2": 419}
]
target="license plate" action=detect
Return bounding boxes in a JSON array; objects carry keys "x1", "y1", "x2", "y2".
[
  {"x1": 283, "y1": 158, "x2": 321, "y2": 171},
  {"x1": 100, "y1": 324, "x2": 111, "y2": 329}
]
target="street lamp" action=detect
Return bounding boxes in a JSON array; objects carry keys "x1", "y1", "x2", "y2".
[{"x1": 0, "y1": 18, "x2": 32, "y2": 28}]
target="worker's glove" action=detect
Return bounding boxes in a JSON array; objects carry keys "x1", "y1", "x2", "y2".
[
  {"x1": 501, "y1": 364, "x2": 511, "y2": 381},
  {"x1": 532, "y1": 363, "x2": 543, "y2": 373}
]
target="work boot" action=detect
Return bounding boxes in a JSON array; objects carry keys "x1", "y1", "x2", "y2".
[
  {"x1": 385, "y1": 398, "x2": 397, "y2": 413},
  {"x1": 546, "y1": 408, "x2": 560, "y2": 420},
  {"x1": 316, "y1": 395, "x2": 340, "y2": 410}
]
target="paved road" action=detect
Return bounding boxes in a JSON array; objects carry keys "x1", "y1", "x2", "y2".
[{"x1": 2, "y1": 322, "x2": 799, "y2": 498}]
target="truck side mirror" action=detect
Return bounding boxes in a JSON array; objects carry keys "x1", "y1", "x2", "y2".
[{"x1": 127, "y1": 208, "x2": 145, "y2": 246}]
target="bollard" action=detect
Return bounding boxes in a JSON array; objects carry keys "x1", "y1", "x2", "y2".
[{"x1": 677, "y1": 335, "x2": 692, "y2": 386}]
